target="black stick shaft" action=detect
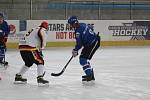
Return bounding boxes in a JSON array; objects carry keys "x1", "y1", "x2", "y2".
[{"x1": 51, "y1": 56, "x2": 73, "y2": 76}]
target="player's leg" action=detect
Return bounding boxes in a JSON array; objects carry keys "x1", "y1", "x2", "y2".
[
  {"x1": 33, "y1": 50, "x2": 49, "y2": 85},
  {"x1": 80, "y1": 48, "x2": 95, "y2": 81},
  {"x1": 80, "y1": 38, "x2": 100, "y2": 82},
  {"x1": 0, "y1": 46, "x2": 4, "y2": 64},
  {"x1": 79, "y1": 57, "x2": 95, "y2": 81},
  {"x1": 0, "y1": 43, "x2": 8, "y2": 66},
  {"x1": 0, "y1": 43, "x2": 3, "y2": 79},
  {"x1": 14, "y1": 51, "x2": 34, "y2": 84},
  {"x1": 88, "y1": 35, "x2": 100, "y2": 60}
]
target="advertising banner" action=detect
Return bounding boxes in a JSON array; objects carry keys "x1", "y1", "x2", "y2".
[{"x1": 6, "y1": 20, "x2": 150, "y2": 43}]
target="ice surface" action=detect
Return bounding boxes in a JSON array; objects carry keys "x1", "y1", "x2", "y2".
[{"x1": 0, "y1": 47, "x2": 150, "y2": 100}]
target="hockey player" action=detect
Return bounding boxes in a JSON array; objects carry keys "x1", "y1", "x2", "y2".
[
  {"x1": 14, "y1": 21, "x2": 49, "y2": 85},
  {"x1": 68, "y1": 16, "x2": 100, "y2": 82},
  {"x1": 0, "y1": 13, "x2": 10, "y2": 66}
]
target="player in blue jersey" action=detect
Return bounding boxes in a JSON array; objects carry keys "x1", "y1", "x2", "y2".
[
  {"x1": 68, "y1": 16, "x2": 100, "y2": 82},
  {"x1": 0, "y1": 13, "x2": 10, "y2": 66}
]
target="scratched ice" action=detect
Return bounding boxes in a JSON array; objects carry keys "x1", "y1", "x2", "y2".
[{"x1": 0, "y1": 47, "x2": 150, "y2": 100}]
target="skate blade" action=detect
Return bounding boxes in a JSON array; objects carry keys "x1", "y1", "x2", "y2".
[
  {"x1": 82, "y1": 80, "x2": 95, "y2": 85},
  {"x1": 38, "y1": 83, "x2": 49, "y2": 87},
  {"x1": 14, "y1": 81, "x2": 27, "y2": 84}
]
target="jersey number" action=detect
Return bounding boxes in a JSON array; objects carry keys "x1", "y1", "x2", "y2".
[{"x1": 89, "y1": 29, "x2": 94, "y2": 35}]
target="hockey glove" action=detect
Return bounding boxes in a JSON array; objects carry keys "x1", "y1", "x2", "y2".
[{"x1": 72, "y1": 49, "x2": 78, "y2": 57}]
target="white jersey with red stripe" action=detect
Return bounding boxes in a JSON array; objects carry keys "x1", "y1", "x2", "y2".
[{"x1": 19, "y1": 27, "x2": 47, "y2": 49}]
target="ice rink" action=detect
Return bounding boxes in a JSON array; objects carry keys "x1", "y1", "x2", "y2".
[{"x1": 0, "y1": 47, "x2": 150, "y2": 100}]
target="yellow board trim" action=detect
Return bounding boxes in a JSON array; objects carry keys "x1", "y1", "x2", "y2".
[
  {"x1": 102, "y1": 40, "x2": 150, "y2": 46},
  {"x1": 6, "y1": 40, "x2": 150, "y2": 49}
]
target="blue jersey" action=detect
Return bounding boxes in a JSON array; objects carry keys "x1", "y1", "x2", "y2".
[
  {"x1": 74, "y1": 23, "x2": 98, "y2": 51},
  {"x1": 0, "y1": 21, "x2": 10, "y2": 39}
]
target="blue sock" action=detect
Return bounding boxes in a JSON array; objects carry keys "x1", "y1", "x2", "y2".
[
  {"x1": 80, "y1": 57, "x2": 92, "y2": 76},
  {"x1": 83, "y1": 65, "x2": 92, "y2": 76}
]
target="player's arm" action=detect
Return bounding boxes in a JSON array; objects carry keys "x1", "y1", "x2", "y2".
[
  {"x1": 38, "y1": 28, "x2": 47, "y2": 50},
  {"x1": 72, "y1": 32, "x2": 82, "y2": 57},
  {"x1": 3, "y1": 21, "x2": 10, "y2": 37},
  {"x1": 0, "y1": 21, "x2": 10, "y2": 47},
  {"x1": 74, "y1": 32, "x2": 82, "y2": 51}
]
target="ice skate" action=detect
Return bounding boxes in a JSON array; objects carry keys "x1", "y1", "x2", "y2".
[
  {"x1": 0, "y1": 60, "x2": 8, "y2": 66},
  {"x1": 14, "y1": 74, "x2": 27, "y2": 84},
  {"x1": 82, "y1": 75, "x2": 95, "y2": 82},
  {"x1": 82, "y1": 69, "x2": 95, "y2": 85},
  {"x1": 82, "y1": 75, "x2": 95, "y2": 85},
  {"x1": 82, "y1": 69, "x2": 95, "y2": 82},
  {"x1": 37, "y1": 76, "x2": 49, "y2": 86}
]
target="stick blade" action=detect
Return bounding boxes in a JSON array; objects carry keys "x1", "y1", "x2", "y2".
[{"x1": 51, "y1": 72, "x2": 62, "y2": 76}]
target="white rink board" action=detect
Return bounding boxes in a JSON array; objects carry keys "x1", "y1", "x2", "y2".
[{"x1": 6, "y1": 20, "x2": 150, "y2": 42}]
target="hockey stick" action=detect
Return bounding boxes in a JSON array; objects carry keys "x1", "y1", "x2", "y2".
[
  {"x1": 51, "y1": 56, "x2": 73, "y2": 76},
  {"x1": 3, "y1": 48, "x2": 8, "y2": 69},
  {"x1": 3, "y1": 49, "x2": 5, "y2": 68}
]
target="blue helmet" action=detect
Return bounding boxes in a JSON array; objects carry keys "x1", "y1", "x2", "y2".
[{"x1": 67, "y1": 16, "x2": 78, "y2": 25}]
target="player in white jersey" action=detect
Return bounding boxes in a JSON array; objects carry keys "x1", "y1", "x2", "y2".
[{"x1": 14, "y1": 21, "x2": 49, "y2": 85}]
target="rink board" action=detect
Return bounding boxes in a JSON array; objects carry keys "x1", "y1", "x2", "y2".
[{"x1": 5, "y1": 20, "x2": 150, "y2": 48}]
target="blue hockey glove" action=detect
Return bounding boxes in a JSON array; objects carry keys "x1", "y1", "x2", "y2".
[{"x1": 72, "y1": 49, "x2": 78, "y2": 57}]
